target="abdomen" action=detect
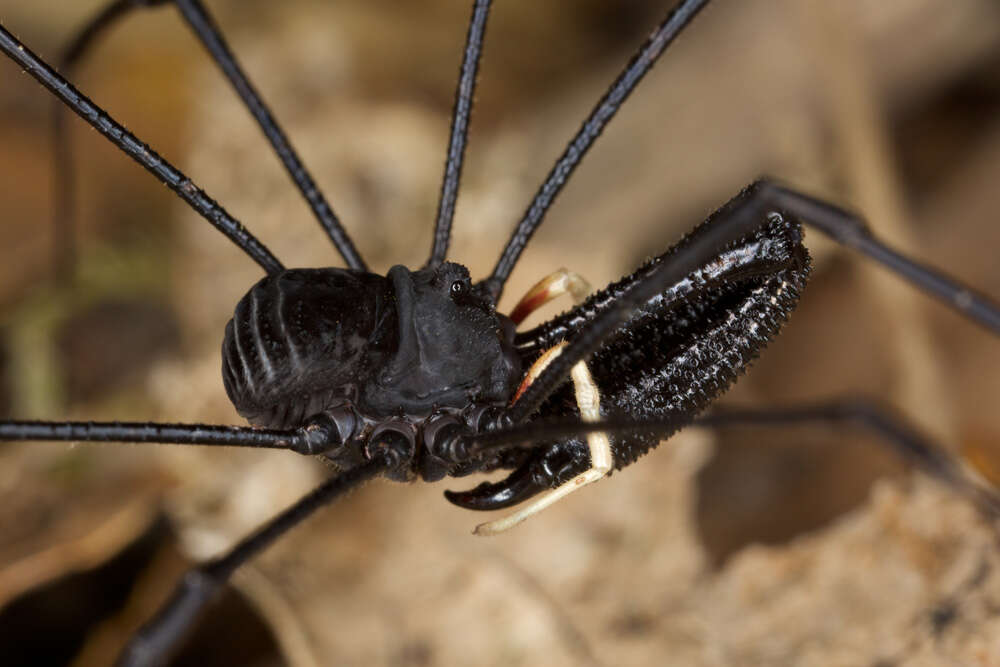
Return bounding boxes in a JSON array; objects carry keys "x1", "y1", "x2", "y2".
[{"x1": 222, "y1": 268, "x2": 394, "y2": 429}]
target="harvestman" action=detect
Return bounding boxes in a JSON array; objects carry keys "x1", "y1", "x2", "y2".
[{"x1": 1, "y1": 0, "x2": 999, "y2": 664}]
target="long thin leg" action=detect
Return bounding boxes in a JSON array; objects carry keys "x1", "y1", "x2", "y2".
[
  {"x1": 451, "y1": 400, "x2": 1000, "y2": 519},
  {"x1": 115, "y1": 457, "x2": 388, "y2": 667},
  {"x1": 697, "y1": 400, "x2": 1000, "y2": 518},
  {"x1": 426, "y1": 0, "x2": 492, "y2": 268},
  {"x1": 748, "y1": 180, "x2": 1000, "y2": 334},
  {"x1": 0, "y1": 23, "x2": 284, "y2": 275},
  {"x1": 57, "y1": 1, "x2": 159, "y2": 69},
  {"x1": 482, "y1": 0, "x2": 711, "y2": 302},
  {"x1": 503, "y1": 181, "x2": 1000, "y2": 426},
  {"x1": 0, "y1": 413, "x2": 355, "y2": 456},
  {"x1": 51, "y1": 0, "x2": 367, "y2": 270},
  {"x1": 172, "y1": 0, "x2": 365, "y2": 269}
]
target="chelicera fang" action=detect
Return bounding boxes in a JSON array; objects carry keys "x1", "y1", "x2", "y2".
[{"x1": 1, "y1": 0, "x2": 999, "y2": 664}]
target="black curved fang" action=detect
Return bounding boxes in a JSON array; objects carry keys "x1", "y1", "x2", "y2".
[{"x1": 444, "y1": 461, "x2": 546, "y2": 510}]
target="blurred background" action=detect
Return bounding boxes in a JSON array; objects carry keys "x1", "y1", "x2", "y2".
[{"x1": 1, "y1": 0, "x2": 999, "y2": 665}]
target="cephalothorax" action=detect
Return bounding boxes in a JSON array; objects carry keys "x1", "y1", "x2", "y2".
[{"x1": 1, "y1": 0, "x2": 998, "y2": 665}]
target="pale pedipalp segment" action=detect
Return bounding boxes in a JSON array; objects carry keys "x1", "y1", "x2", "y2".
[
  {"x1": 508, "y1": 268, "x2": 593, "y2": 326},
  {"x1": 475, "y1": 342, "x2": 613, "y2": 535},
  {"x1": 476, "y1": 269, "x2": 610, "y2": 535}
]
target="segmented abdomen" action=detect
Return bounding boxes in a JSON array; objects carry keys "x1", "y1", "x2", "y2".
[{"x1": 222, "y1": 268, "x2": 393, "y2": 429}]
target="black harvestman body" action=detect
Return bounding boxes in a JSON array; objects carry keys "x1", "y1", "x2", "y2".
[{"x1": 1, "y1": 0, "x2": 1000, "y2": 664}]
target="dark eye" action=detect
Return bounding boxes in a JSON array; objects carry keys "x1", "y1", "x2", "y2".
[{"x1": 450, "y1": 280, "x2": 466, "y2": 297}]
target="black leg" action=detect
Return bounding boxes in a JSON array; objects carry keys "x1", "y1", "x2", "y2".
[
  {"x1": 747, "y1": 180, "x2": 1000, "y2": 334},
  {"x1": 482, "y1": 0, "x2": 711, "y2": 301},
  {"x1": 49, "y1": 0, "x2": 366, "y2": 271},
  {"x1": 426, "y1": 0, "x2": 492, "y2": 268},
  {"x1": 172, "y1": 0, "x2": 366, "y2": 270},
  {"x1": 115, "y1": 458, "x2": 387, "y2": 667},
  {"x1": 447, "y1": 400, "x2": 1000, "y2": 519},
  {"x1": 0, "y1": 23, "x2": 283, "y2": 275},
  {"x1": 697, "y1": 399, "x2": 1000, "y2": 518},
  {"x1": 0, "y1": 409, "x2": 359, "y2": 456},
  {"x1": 57, "y1": 1, "x2": 165, "y2": 66}
]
